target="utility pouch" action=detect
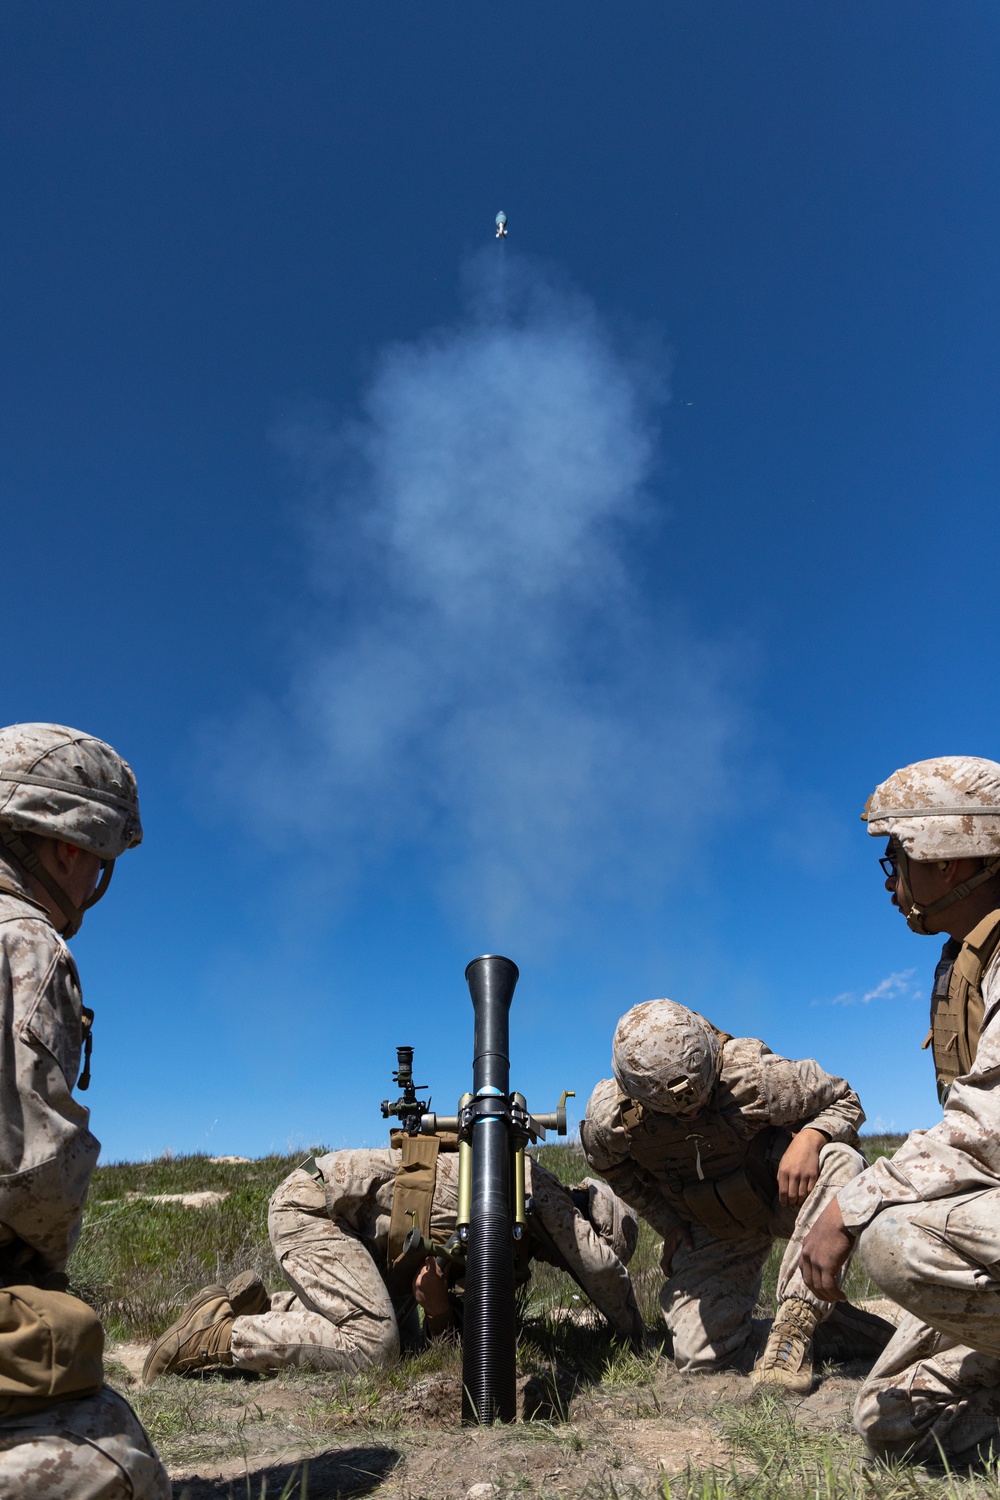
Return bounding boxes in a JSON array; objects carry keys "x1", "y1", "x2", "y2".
[
  {"x1": 681, "y1": 1127, "x2": 791, "y2": 1240},
  {"x1": 682, "y1": 1173, "x2": 770, "y2": 1238},
  {"x1": 387, "y1": 1135, "x2": 441, "y2": 1275},
  {"x1": 0, "y1": 1286, "x2": 103, "y2": 1417}
]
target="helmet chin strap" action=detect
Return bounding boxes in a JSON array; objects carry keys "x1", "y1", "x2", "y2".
[
  {"x1": 897, "y1": 849, "x2": 1000, "y2": 935},
  {"x1": 0, "y1": 828, "x2": 114, "y2": 938}
]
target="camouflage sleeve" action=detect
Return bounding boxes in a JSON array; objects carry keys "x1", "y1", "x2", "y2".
[
  {"x1": 839, "y1": 966, "x2": 1000, "y2": 1231},
  {"x1": 0, "y1": 912, "x2": 100, "y2": 1272},
  {"x1": 525, "y1": 1158, "x2": 643, "y2": 1342},
  {"x1": 740, "y1": 1042, "x2": 865, "y2": 1142},
  {"x1": 314, "y1": 1149, "x2": 396, "y2": 1231},
  {"x1": 580, "y1": 1077, "x2": 685, "y2": 1241}
]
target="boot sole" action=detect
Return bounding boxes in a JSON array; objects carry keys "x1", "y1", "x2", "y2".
[{"x1": 227, "y1": 1270, "x2": 269, "y2": 1318}]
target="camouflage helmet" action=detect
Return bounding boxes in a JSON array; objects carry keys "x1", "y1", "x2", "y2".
[
  {"x1": 572, "y1": 1178, "x2": 639, "y2": 1266},
  {"x1": 864, "y1": 757, "x2": 1000, "y2": 934},
  {"x1": 863, "y1": 757, "x2": 1000, "y2": 860},
  {"x1": 612, "y1": 999, "x2": 720, "y2": 1115},
  {"x1": 0, "y1": 723, "x2": 142, "y2": 858},
  {"x1": 0, "y1": 724, "x2": 141, "y2": 937}
]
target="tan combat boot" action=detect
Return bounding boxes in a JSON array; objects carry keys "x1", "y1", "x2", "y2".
[
  {"x1": 142, "y1": 1272, "x2": 269, "y2": 1385},
  {"x1": 750, "y1": 1297, "x2": 820, "y2": 1394}
]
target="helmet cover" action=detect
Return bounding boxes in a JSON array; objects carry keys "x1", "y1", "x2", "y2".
[
  {"x1": 612, "y1": 999, "x2": 720, "y2": 1115},
  {"x1": 0, "y1": 723, "x2": 142, "y2": 860},
  {"x1": 863, "y1": 756, "x2": 1000, "y2": 861}
]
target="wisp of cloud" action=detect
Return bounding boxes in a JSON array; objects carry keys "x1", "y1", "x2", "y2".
[
  {"x1": 228, "y1": 253, "x2": 743, "y2": 940},
  {"x1": 821, "y1": 969, "x2": 917, "y2": 1007}
]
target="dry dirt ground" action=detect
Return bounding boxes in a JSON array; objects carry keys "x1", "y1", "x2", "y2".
[{"x1": 111, "y1": 1333, "x2": 877, "y2": 1500}]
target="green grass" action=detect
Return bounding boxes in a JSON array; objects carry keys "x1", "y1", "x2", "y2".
[
  {"x1": 75, "y1": 1135, "x2": 961, "y2": 1500},
  {"x1": 70, "y1": 1151, "x2": 319, "y2": 1339},
  {"x1": 70, "y1": 1136, "x2": 906, "y2": 1343},
  {"x1": 658, "y1": 1391, "x2": 1000, "y2": 1500}
]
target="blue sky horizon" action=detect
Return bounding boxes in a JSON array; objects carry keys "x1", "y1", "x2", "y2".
[{"x1": 2, "y1": 2, "x2": 998, "y2": 1159}]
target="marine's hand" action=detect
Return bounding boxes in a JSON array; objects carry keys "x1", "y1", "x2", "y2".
[
  {"x1": 660, "y1": 1222, "x2": 694, "y2": 1274},
  {"x1": 800, "y1": 1199, "x2": 853, "y2": 1303},
  {"x1": 413, "y1": 1256, "x2": 450, "y2": 1317},
  {"x1": 777, "y1": 1127, "x2": 825, "y2": 1208}
]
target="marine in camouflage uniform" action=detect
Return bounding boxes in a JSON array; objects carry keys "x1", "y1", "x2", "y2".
[
  {"x1": 0, "y1": 723, "x2": 169, "y2": 1499},
  {"x1": 802, "y1": 757, "x2": 1000, "y2": 1463},
  {"x1": 581, "y1": 999, "x2": 879, "y2": 1390},
  {"x1": 143, "y1": 1149, "x2": 643, "y2": 1381}
]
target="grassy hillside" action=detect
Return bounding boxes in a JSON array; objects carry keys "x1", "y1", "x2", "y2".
[
  {"x1": 70, "y1": 1136, "x2": 907, "y2": 1342},
  {"x1": 70, "y1": 1151, "x2": 311, "y2": 1340},
  {"x1": 78, "y1": 1134, "x2": 1000, "y2": 1500}
]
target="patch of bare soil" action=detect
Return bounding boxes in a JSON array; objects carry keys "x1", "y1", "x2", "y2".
[
  {"x1": 135, "y1": 1350, "x2": 868, "y2": 1500},
  {"x1": 860, "y1": 1298, "x2": 905, "y2": 1328},
  {"x1": 113, "y1": 1341, "x2": 149, "y2": 1384}
]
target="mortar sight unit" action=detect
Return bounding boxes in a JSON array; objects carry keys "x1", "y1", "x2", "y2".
[{"x1": 380, "y1": 1045, "x2": 430, "y2": 1136}]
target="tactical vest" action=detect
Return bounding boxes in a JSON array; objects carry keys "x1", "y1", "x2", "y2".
[
  {"x1": 618, "y1": 1077, "x2": 791, "y2": 1241},
  {"x1": 924, "y1": 908, "x2": 1000, "y2": 1104}
]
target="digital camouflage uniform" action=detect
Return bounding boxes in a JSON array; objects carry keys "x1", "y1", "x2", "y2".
[
  {"x1": 0, "y1": 1387, "x2": 169, "y2": 1500},
  {"x1": 582, "y1": 1002, "x2": 866, "y2": 1374},
  {"x1": 843, "y1": 756, "x2": 1000, "y2": 1463},
  {"x1": 229, "y1": 1148, "x2": 642, "y2": 1374},
  {"x1": 0, "y1": 870, "x2": 99, "y2": 1277},
  {"x1": 0, "y1": 724, "x2": 168, "y2": 1500}
]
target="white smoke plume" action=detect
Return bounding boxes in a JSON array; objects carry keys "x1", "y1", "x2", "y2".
[{"x1": 227, "y1": 255, "x2": 744, "y2": 938}]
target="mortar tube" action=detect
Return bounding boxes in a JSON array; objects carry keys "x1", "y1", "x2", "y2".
[{"x1": 462, "y1": 954, "x2": 518, "y2": 1425}]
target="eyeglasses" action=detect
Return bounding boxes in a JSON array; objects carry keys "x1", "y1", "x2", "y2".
[{"x1": 879, "y1": 852, "x2": 900, "y2": 878}]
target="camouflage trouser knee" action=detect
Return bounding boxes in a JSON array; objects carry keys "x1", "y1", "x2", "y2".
[
  {"x1": 853, "y1": 1190, "x2": 1000, "y2": 1461},
  {"x1": 854, "y1": 1313, "x2": 1000, "y2": 1463},
  {"x1": 663, "y1": 1142, "x2": 865, "y2": 1373},
  {"x1": 662, "y1": 1223, "x2": 771, "y2": 1373},
  {"x1": 775, "y1": 1142, "x2": 867, "y2": 1315},
  {"x1": 231, "y1": 1169, "x2": 399, "y2": 1375},
  {"x1": 0, "y1": 1385, "x2": 170, "y2": 1499}
]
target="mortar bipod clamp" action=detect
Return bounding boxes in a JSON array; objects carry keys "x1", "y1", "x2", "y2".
[
  {"x1": 418, "y1": 1089, "x2": 574, "y2": 1143},
  {"x1": 528, "y1": 1089, "x2": 575, "y2": 1142}
]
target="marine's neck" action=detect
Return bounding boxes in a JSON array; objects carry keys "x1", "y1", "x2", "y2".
[
  {"x1": 943, "y1": 892, "x2": 1000, "y2": 943},
  {"x1": 0, "y1": 849, "x2": 55, "y2": 921}
]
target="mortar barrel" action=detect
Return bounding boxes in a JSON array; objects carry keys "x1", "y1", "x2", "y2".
[{"x1": 462, "y1": 954, "x2": 519, "y2": 1424}]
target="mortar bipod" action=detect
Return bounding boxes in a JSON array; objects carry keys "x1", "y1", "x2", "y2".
[{"x1": 420, "y1": 1088, "x2": 575, "y2": 1244}]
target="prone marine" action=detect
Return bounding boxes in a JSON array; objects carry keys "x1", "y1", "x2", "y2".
[{"x1": 143, "y1": 1145, "x2": 644, "y2": 1381}]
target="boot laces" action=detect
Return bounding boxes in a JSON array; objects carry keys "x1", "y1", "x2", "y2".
[
  {"x1": 760, "y1": 1301, "x2": 815, "y2": 1372},
  {"x1": 762, "y1": 1328, "x2": 808, "y2": 1372}
]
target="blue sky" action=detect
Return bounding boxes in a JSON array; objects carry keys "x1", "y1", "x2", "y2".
[{"x1": 2, "y1": 3, "x2": 998, "y2": 1159}]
